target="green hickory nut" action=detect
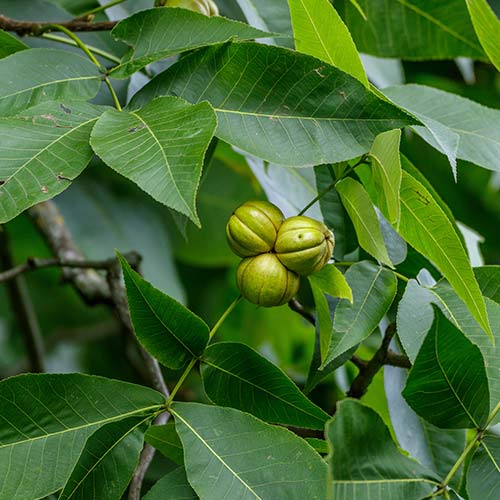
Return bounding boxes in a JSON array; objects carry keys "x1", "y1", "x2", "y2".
[
  {"x1": 236, "y1": 253, "x2": 300, "y2": 307},
  {"x1": 275, "y1": 215, "x2": 334, "y2": 276},
  {"x1": 226, "y1": 200, "x2": 285, "y2": 258},
  {"x1": 163, "y1": 0, "x2": 219, "y2": 15}
]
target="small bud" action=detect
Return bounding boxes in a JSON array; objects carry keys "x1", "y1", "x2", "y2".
[
  {"x1": 226, "y1": 200, "x2": 284, "y2": 257},
  {"x1": 236, "y1": 253, "x2": 300, "y2": 307},
  {"x1": 275, "y1": 216, "x2": 334, "y2": 276}
]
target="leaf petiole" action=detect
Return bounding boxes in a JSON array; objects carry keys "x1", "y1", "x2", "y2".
[{"x1": 165, "y1": 295, "x2": 242, "y2": 406}]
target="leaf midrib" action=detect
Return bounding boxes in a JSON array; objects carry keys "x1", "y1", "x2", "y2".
[
  {"x1": 433, "y1": 316, "x2": 479, "y2": 427},
  {"x1": 0, "y1": 404, "x2": 162, "y2": 450},
  {"x1": 0, "y1": 75, "x2": 99, "y2": 102},
  {"x1": 333, "y1": 478, "x2": 440, "y2": 485},
  {"x1": 400, "y1": 187, "x2": 488, "y2": 334},
  {"x1": 171, "y1": 408, "x2": 265, "y2": 500},
  {"x1": 61, "y1": 415, "x2": 151, "y2": 499},
  {"x1": 202, "y1": 358, "x2": 327, "y2": 426},
  {"x1": 217, "y1": 108, "x2": 404, "y2": 123},
  {"x1": 128, "y1": 111, "x2": 194, "y2": 219},
  {"x1": 126, "y1": 266, "x2": 207, "y2": 359},
  {"x1": 395, "y1": 0, "x2": 483, "y2": 52},
  {"x1": 2, "y1": 117, "x2": 98, "y2": 186}
]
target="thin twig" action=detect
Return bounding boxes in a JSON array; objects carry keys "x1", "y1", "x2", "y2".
[
  {"x1": 36, "y1": 24, "x2": 123, "y2": 110},
  {"x1": 0, "y1": 15, "x2": 117, "y2": 36},
  {"x1": 41, "y1": 33, "x2": 121, "y2": 64},
  {"x1": 347, "y1": 323, "x2": 398, "y2": 399},
  {"x1": 288, "y1": 298, "x2": 316, "y2": 326},
  {"x1": 288, "y1": 299, "x2": 410, "y2": 372},
  {"x1": 385, "y1": 350, "x2": 411, "y2": 369},
  {"x1": 28, "y1": 202, "x2": 111, "y2": 305},
  {"x1": 0, "y1": 254, "x2": 140, "y2": 283},
  {"x1": 27, "y1": 200, "x2": 170, "y2": 498},
  {"x1": 128, "y1": 412, "x2": 169, "y2": 500},
  {"x1": 80, "y1": 0, "x2": 128, "y2": 17},
  {"x1": 0, "y1": 227, "x2": 45, "y2": 372},
  {"x1": 38, "y1": 24, "x2": 103, "y2": 68},
  {"x1": 106, "y1": 256, "x2": 170, "y2": 500}
]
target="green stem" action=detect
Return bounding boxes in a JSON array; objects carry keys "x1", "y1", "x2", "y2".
[
  {"x1": 442, "y1": 434, "x2": 479, "y2": 487},
  {"x1": 297, "y1": 181, "x2": 335, "y2": 216},
  {"x1": 334, "y1": 261, "x2": 357, "y2": 267},
  {"x1": 209, "y1": 295, "x2": 242, "y2": 341},
  {"x1": 165, "y1": 357, "x2": 197, "y2": 406},
  {"x1": 37, "y1": 24, "x2": 122, "y2": 111},
  {"x1": 40, "y1": 24, "x2": 102, "y2": 69},
  {"x1": 485, "y1": 400, "x2": 500, "y2": 428},
  {"x1": 165, "y1": 295, "x2": 242, "y2": 406},
  {"x1": 297, "y1": 155, "x2": 370, "y2": 216},
  {"x1": 393, "y1": 270, "x2": 409, "y2": 282},
  {"x1": 80, "y1": 0, "x2": 129, "y2": 17},
  {"x1": 440, "y1": 399, "x2": 500, "y2": 489},
  {"x1": 41, "y1": 33, "x2": 121, "y2": 64},
  {"x1": 104, "y1": 77, "x2": 122, "y2": 110}
]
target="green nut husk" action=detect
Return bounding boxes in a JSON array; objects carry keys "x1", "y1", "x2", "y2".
[
  {"x1": 163, "y1": 0, "x2": 219, "y2": 16},
  {"x1": 275, "y1": 215, "x2": 334, "y2": 276},
  {"x1": 226, "y1": 200, "x2": 284, "y2": 257},
  {"x1": 236, "y1": 253, "x2": 300, "y2": 307}
]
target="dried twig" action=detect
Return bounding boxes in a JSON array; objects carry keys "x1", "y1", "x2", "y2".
[
  {"x1": 347, "y1": 323, "x2": 399, "y2": 399},
  {"x1": 0, "y1": 254, "x2": 140, "y2": 284},
  {"x1": 288, "y1": 298, "x2": 410, "y2": 373},
  {"x1": 0, "y1": 15, "x2": 117, "y2": 36},
  {"x1": 0, "y1": 227, "x2": 45, "y2": 372},
  {"x1": 26, "y1": 201, "x2": 170, "y2": 499}
]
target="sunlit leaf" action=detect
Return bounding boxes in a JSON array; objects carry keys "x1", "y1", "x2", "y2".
[
  {"x1": 465, "y1": 0, "x2": 500, "y2": 72},
  {"x1": 288, "y1": 0, "x2": 368, "y2": 85},
  {"x1": 336, "y1": 178, "x2": 393, "y2": 266},
  {"x1": 369, "y1": 129, "x2": 401, "y2": 224},
  {"x1": 397, "y1": 170, "x2": 491, "y2": 339},
  {"x1": 309, "y1": 264, "x2": 352, "y2": 361}
]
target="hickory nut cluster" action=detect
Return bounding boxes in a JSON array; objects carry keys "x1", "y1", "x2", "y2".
[{"x1": 226, "y1": 201, "x2": 335, "y2": 307}]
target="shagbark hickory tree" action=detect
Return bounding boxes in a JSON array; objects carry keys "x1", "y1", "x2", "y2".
[{"x1": 0, "y1": 0, "x2": 499, "y2": 499}]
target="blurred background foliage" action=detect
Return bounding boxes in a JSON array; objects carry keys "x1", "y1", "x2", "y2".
[{"x1": 0, "y1": 0, "x2": 499, "y2": 489}]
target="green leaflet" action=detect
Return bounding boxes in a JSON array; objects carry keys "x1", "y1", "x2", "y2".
[
  {"x1": 110, "y1": 7, "x2": 274, "y2": 78},
  {"x1": 91, "y1": 96, "x2": 217, "y2": 225},
  {"x1": 0, "y1": 102, "x2": 104, "y2": 223},
  {"x1": 288, "y1": 0, "x2": 368, "y2": 86},
  {"x1": 0, "y1": 374, "x2": 164, "y2": 500},
  {"x1": 131, "y1": 42, "x2": 416, "y2": 167},
  {"x1": 397, "y1": 170, "x2": 491, "y2": 339},
  {"x1": 0, "y1": 48, "x2": 101, "y2": 117}
]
